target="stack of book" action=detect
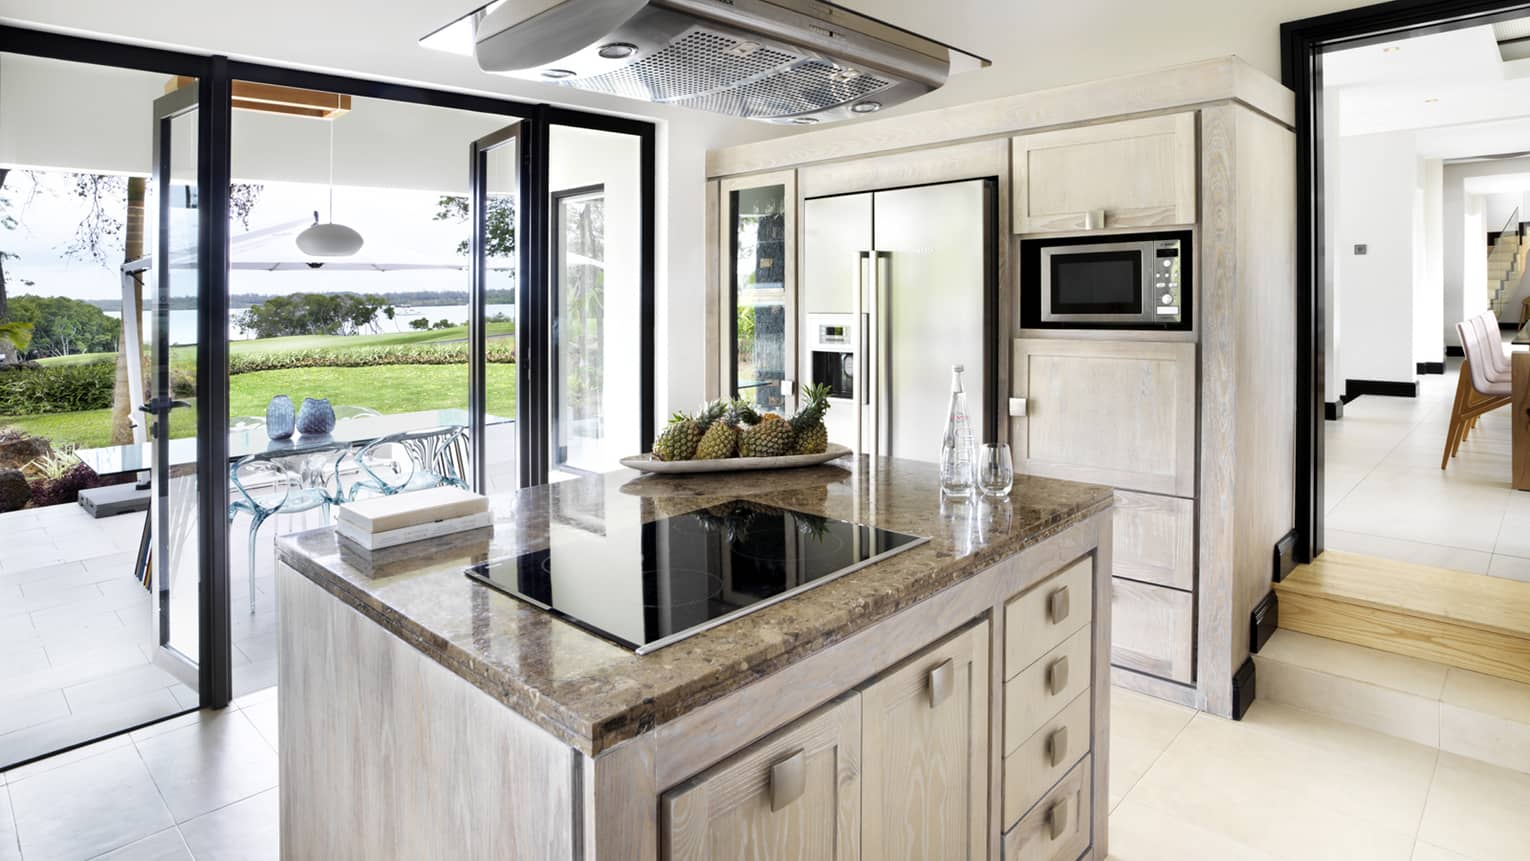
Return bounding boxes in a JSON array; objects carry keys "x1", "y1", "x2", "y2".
[{"x1": 335, "y1": 486, "x2": 492, "y2": 551}]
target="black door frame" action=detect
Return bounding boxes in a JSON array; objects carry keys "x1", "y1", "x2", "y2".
[
  {"x1": 0, "y1": 24, "x2": 658, "y2": 713},
  {"x1": 1282, "y1": 0, "x2": 1530, "y2": 563}
]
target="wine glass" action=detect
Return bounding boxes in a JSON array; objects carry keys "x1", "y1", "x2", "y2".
[{"x1": 978, "y1": 443, "x2": 1014, "y2": 497}]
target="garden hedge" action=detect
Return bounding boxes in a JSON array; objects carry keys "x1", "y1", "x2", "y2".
[{"x1": 0, "y1": 361, "x2": 116, "y2": 415}]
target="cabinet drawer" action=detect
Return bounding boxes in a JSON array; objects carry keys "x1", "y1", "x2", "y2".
[
  {"x1": 661, "y1": 694, "x2": 861, "y2": 861},
  {"x1": 1002, "y1": 754, "x2": 1092, "y2": 861},
  {"x1": 1004, "y1": 558, "x2": 1092, "y2": 680},
  {"x1": 1012, "y1": 110, "x2": 1197, "y2": 233},
  {"x1": 1004, "y1": 625, "x2": 1091, "y2": 752},
  {"x1": 1113, "y1": 490, "x2": 1194, "y2": 591},
  {"x1": 1003, "y1": 688, "x2": 1090, "y2": 830},
  {"x1": 1111, "y1": 578, "x2": 1195, "y2": 683}
]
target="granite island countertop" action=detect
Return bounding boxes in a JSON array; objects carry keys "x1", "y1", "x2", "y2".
[{"x1": 275, "y1": 455, "x2": 1112, "y2": 755}]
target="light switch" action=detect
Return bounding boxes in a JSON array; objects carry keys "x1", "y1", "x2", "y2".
[
  {"x1": 1009, "y1": 397, "x2": 1028, "y2": 417},
  {"x1": 1354, "y1": 244, "x2": 1368, "y2": 255}
]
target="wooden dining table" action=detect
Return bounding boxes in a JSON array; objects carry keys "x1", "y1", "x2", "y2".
[{"x1": 1515, "y1": 322, "x2": 1529, "y2": 490}]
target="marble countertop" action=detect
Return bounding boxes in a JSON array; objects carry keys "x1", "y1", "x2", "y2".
[{"x1": 275, "y1": 455, "x2": 1113, "y2": 754}]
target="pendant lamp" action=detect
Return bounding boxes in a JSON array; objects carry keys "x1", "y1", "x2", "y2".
[{"x1": 296, "y1": 119, "x2": 363, "y2": 257}]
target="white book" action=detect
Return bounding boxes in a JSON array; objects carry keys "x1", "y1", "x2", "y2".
[
  {"x1": 335, "y1": 510, "x2": 494, "y2": 550},
  {"x1": 336, "y1": 486, "x2": 488, "y2": 534}
]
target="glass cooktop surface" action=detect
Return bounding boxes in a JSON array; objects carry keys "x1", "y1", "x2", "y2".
[{"x1": 465, "y1": 500, "x2": 925, "y2": 654}]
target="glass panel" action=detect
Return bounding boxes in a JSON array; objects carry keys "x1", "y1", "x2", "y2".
[
  {"x1": 156, "y1": 106, "x2": 203, "y2": 666},
  {"x1": 482, "y1": 133, "x2": 520, "y2": 490},
  {"x1": 731, "y1": 184, "x2": 787, "y2": 413},
  {"x1": 549, "y1": 125, "x2": 641, "y2": 476}
]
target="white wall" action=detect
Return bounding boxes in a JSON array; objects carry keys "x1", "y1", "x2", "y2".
[
  {"x1": 1443, "y1": 157, "x2": 1530, "y2": 343},
  {"x1": 1323, "y1": 91, "x2": 1344, "y2": 398},
  {"x1": 1335, "y1": 132, "x2": 1419, "y2": 386},
  {"x1": 1420, "y1": 159, "x2": 1444, "y2": 366}
]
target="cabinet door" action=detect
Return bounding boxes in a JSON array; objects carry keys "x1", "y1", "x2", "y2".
[
  {"x1": 861, "y1": 621, "x2": 990, "y2": 861},
  {"x1": 662, "y1": 694, "x2": 860, "y2": 860},
  {"x1": 1012, "y1": 112, "x2": 1197, "y2": 233},
  {"x1": 1012, "y1": 338, "x2": 1197, "y2": 497},
  {"x1": 719, "y1": 170, "x2": 797, "y2": 415},
  {"x1": 1113, "y1": 490, "x2": 1195, "y2": 591},
  {"x1": 1112, "y1": 577, "x2": 1195, "y2": 683}
]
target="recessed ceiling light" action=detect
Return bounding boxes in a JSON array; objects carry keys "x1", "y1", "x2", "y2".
[
  {"x1": 542, "y1": 69, "x2": 577, "y2": 79},
  {"x1": 1424, "y1": 96, "x2": 1440, "y2": 103},
  {"x1": 1382, "y1": 45, "x2": 1402, "y2": 53},
  {"x1": 597, "y1": 42, "x2": 638, "y2": 60}
]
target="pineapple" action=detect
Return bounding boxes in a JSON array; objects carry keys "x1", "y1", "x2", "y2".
[
  {"x1": 738, "y1": 412, "x2": 794, "y2": 458},
  {"x1": 695, "y1": 418, "x2": 739, "y2": 460},
  {"x1": 652, "y1": 411, "x2": 702, "y2": 461},
  {"x1": 789, "y1": 383, "x2": 832, "y2": 454}
]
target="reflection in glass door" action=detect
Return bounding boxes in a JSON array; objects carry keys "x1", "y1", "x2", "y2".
[
  {"x1": 147, "y1": 84, "x2": 203, "y2": 688},
  {"x1": 553, "y1": 185, "x2": 605, "y2": 474}
]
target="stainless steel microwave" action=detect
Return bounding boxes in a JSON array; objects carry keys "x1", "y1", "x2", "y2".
[{"x1": 1022, "y1": 230, "x2": 1193, "y2": 330}]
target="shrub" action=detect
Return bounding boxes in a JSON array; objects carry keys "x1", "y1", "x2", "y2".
[
  {"x1": 228, "y1": 342, "x2": 514, "y2": 375},
  {"x1": 28, "y1": 462, "x2": 102, "y2": 507},
  {"x1": 0, "y1": 360, "x2": 116, "y2": 415}
]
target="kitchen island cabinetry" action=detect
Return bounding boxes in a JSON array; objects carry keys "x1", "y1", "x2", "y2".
[{"x1": 276, "y1": 458, "x2": 1114, "y2": 859}]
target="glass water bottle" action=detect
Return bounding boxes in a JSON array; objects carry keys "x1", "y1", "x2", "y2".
[{"x1": 940, "y1": 364, "x2": 976, "y2": 496}]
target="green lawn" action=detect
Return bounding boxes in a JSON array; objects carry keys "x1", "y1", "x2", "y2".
[
  {"x1": 36, "y1": 321, "x2": 515, "y2": 367},
  {"x1": 2, "y1": 363, "x2": 516, "y2": 450}
]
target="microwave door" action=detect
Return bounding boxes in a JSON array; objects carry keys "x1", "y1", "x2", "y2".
[{"x1": 1041, "y1": 244, "x2": 1150, "y2": 323}]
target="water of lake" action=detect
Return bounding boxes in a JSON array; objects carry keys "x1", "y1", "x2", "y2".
[{"x1": 105, "y1": 304, "x2": 517, "y2": 346}]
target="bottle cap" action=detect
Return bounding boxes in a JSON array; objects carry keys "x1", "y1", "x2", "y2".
[{"x1": 951, "y1": 364, "x2": 964, "y2": 373}]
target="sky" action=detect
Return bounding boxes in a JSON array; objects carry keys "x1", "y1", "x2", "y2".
[{"x1": 1, "y1": 170, "x2": 514, "y2": 303}]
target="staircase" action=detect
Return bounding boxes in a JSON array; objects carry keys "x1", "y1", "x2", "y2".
[
  {"x1": 1486, "y1": 209, "x2": 1528, "y2": 318},
  {"x1": 1258, "y1": 551, "x2": 1530, "y2": 773}
]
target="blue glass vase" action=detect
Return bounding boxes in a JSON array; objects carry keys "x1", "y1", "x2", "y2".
[
  {"x1": 296, "y1": 397, "x2": 336, "y2": 436},
  {"x1": 265, "y1": 395, "x2": 295, "y2": 440}
]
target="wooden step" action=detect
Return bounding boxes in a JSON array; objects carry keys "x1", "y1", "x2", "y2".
[{"x1": 1275, "y1": 551, "x2": 1530, "y2": 686}]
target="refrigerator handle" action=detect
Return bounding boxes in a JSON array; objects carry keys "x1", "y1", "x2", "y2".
[
  {"x1": 874, "y1": 250, "x2": 892, "y2": 455},
  {"x1": 857, "y1": 251, "x2": 872, "y2": 412}
]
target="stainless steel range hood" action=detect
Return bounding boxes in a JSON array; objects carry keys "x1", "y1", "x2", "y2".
[{"x1": 429, "y1": 0, "x2": 987, "y2": 124}]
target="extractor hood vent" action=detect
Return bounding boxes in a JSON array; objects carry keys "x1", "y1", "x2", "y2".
[{"x1": 422, "y1": 0, "x2": 988, "y2": 124}]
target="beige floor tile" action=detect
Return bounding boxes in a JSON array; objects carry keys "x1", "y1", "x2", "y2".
[
  {"x1": 1408, "y1": 841, "x2": 1479, "y2": 861},
  {"x1": 1259, "y1": 630, "x2": 1449, "y2": 699},
  {"x1": 1324, "y1": 530, "x2": 1493, "y2": 576},
  {"x1": 1441, "y1": 668, "x2": 1530, "y2": 722},
  {"x1": 1107, "y1": 686, "x2": 1194, "y2": 810},
  {"x1": 1255, "y1": 658, "x2": 1440, "y2": 749},
  {"x1": 1438, "y1": 670, "x2": 1530, "y2": 774},
  {"x1": 1127, "y1": 705, "x2": 1432, "y2": 857},
  {"x1": 1418, "y1": 752, "x2": 1530, "y2": 860},
  {"x1": 1486, "y1": 554, "x2": 1530, "y2": 583},
  {"x1": 1106, "y1": 795, "x2": 1276, "y2": 860}
]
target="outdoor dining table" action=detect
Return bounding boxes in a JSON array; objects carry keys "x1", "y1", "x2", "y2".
[{"x1": 1516, "y1": 324, "x2": 1529, "y2": 491}]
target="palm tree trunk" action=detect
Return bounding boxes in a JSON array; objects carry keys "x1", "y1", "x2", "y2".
[
  {"x1": 110, "y1": 176, "x2": 148, "y2": 444},
  {"x1": 0, "y1": 167, "x2": 13, "y2": 366}
]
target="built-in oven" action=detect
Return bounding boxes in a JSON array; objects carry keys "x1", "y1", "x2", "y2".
[{"x1": 1019, "y1": 229, "x2": 1193, "y2": 330}]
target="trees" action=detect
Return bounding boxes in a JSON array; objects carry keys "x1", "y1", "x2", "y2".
[
  {"x1": 234, "y1": 293, "x2": 396, "y2": 339},
  {"x1": 7, "y1": 295, "x2": 120, "y2": 358},
  {"x1": 0, "y1": 168, "x2": 38, "y2": 365},
  {"x1": 434, "y1": 194, "x2": 516, "y2": 260}
]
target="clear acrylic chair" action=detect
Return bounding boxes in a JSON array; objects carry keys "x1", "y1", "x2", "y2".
[
  {"x1": 346, "y1": 426, "x2": 470, "y2": 500},
  {"x1": 228, "y1": 450, "x2": 347, "y2": 613}
]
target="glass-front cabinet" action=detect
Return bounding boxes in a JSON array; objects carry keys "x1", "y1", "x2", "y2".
[{"x1": 719, "y1": 171, "x2": 795, "y2": 414}]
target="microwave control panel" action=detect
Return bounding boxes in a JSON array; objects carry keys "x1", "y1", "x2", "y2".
[{"x1": 1153, "y1": 240, "x2": 1183, "y2": 322}]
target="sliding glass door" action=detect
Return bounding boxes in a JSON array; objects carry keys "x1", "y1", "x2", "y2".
[{"x1": 469, "y1": 122, "x2": 524, "y2": 492}]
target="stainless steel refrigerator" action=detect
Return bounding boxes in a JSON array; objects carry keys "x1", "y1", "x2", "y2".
[{"x1": 801, "y1": 179, "x2": 997, "y2": 462}]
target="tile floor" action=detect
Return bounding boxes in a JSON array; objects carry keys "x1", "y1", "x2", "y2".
[
  {"x1": 1106, "y1": 688, "x2": 1530, "y2": 860},
  {"x1": 4, "y1": 684, "x2": 1524, "y2": 860},
  {"x1": 0, "y1": 500, "x2": 290, "y2": 769},
  {"x1": 1325, "y1": 350, "x2": 1530, "y2": 580},
  {"x1": 0, "y1": 688, "x2": 277, "y2": 861}
]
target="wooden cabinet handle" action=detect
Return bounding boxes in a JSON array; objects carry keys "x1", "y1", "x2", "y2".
[
  {"x1": 769, "y1": 750, "x2": 806, "y2": 812},
  {"x1": 1047, "y1": 656, "x2": 1069, "y2": 696},
  {"x1": 928, "y1": 658, "x2": 954, "y2": 708},
  {"x1": 1047, "y1": 726, "x2": 1069, "y2": 768},
  {"x1": 1048, "y1": 586, "x2": 1070, "y2": 625},
  {"x1": 1047, "y1": 796, "x2": 1071, "y2": 840}
]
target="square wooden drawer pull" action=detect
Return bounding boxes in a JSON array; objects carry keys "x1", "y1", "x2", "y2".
[
  {"x1": 928, "y1": 658, "x2": 955, "y2": 709},
  {"x1": 1047, "y1": 656, "x2": 1069, "y2": 696},
  {"x1": 769, "y1": 750, "x2": 806, "y2": 812},
  {"x1": 1048, "y1": 797, "x2": 1071, "y2": 840},
  {"x1": 1047, "y1": 726, "x2": 1069, "y2": 768},
  {"x1": 1048, "y1": 586, "x2": 1070, "y2": 625}
]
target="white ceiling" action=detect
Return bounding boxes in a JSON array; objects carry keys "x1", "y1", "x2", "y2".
[
  {"x1": 1463, "y1": 171, "x2": 1530, "y2": 193},
  {"x1": 1325, "y1": 18, "x2": 1530, "y2": 157}
]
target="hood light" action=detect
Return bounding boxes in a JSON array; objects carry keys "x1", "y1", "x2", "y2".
[
  {"x1": 791, "y1": 117, "x2": 820, "y2": 125},
  {"x1": 598, "y1": 42, "x2": 638, "y2": 59},
  {"x1": 542, "y1": 68, "x2": 577, "y2": 79},
  {"x1": 851, "y1": 101, "x2": 882, "y2": 114}
]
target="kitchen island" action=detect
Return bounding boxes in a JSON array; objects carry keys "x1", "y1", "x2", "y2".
[{"x1": 275, "y1": 456, "x2": 1114, "y2": 859}]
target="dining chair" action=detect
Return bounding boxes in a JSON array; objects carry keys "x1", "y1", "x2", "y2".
[
  {"x1": 1521, "y1": 295, "x2": 1530, "y2": 330},
  {"x1": 229, "y1": 450, "x2": 347, "y2": 613},
  {"x1": 1442, "y1": 319, "x2": 1513, "y2": 469},
  {"x1": 346, "y1": 426, "x2": 470, "y2": 500}
]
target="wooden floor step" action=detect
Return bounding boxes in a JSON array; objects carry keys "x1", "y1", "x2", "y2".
[{"x1": 1275, "y1": 551, "x2": 1530, "y2": 686}]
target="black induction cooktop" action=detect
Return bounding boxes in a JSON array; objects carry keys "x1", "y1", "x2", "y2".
[{"x1": 465, "y1": 500, "x2": 926, "y2": 654}]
